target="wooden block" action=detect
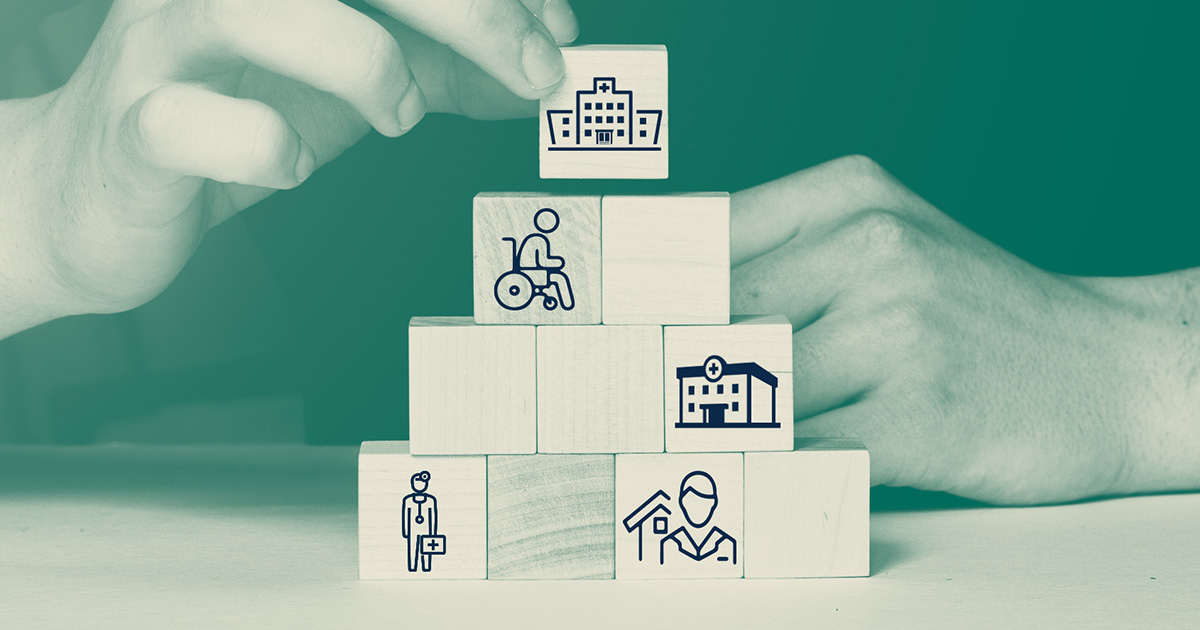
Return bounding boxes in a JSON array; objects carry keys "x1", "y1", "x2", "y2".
[
  {"x1": 487, "y1": 454, "x2": 615, "y2": 579},
  {"x1": 615, "y1": 453, "x2": 743, "y2": 579},
  {"x1": 473, "y1": 193, "x2": 601, "y2": 325},
  {"x1": 744, "y1": 438, "x2": 870, "y2": 578},
  {"x1": 664, "y1": 315, "x2": 794, "y2": 452},
  {"x1": 409, "y1": 317, "x2": 536, "y2": 454},
  {"x1": 540, "y1": 45, "x2": 668, "y2": 179},
  {"x1": 536, "y1": 325, "x2": 664, "y2": 454},
  {"x1": 601, "y1": 194, "x2": 730, "y2": 325},
  {"x1": 358, "y1": 441, "x2": 487, "y2": 580}
]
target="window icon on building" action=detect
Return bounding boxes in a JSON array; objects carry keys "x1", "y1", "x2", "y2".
[
  {"x1": 545, "y1": 77, "x2": 663, "y2": 152},
  {"x1": 675, "y1": 355, "x2": 780, "y2": 428}
]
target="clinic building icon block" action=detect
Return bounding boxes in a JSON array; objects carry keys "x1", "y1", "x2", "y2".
[
  {"x1": 676, "y1": 355, "x2": 779, "y2": 429},
  {"x1": 539, "y1": 45, "x2": 669, "y2": 179},
  {"x1": 546, "y1": 78, "x2": 663, "y2": 150}
]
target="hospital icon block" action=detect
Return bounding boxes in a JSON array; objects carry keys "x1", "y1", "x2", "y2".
[
  {"x1": 744, "y1": 439, "x2": 870, "y2": 578},
  {"x1": 616, "y1": 453, "x2": 744, "y2": 579},
  {"x1": 408, "y1": 317, "x2": 536, "y2": 454},
  {"x1": 540, "y1": 45, "x2": 668, "y2": 179},
  {"x1": 488, "y1": 454, "x2": 616, "y2": 579},
  {"x1": 536, "y1": 325, "x2": 664, "y2": 453},
  {"x1": 473, "y1": 193, "x2": 601, "y2": 325},
  {"x1": 358, "y1": 441, "x2": 487, "y2": 580},
  {"x1": 602, "y1": 194, "x2": 730, "y2": 325},
  {"x1": 665, "y1": 315, "x2": 794, "y2": 452}
]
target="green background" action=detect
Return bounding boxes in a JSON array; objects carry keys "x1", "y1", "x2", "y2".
[{"x1": 2, "y1": 0, "x2": 1198, "y2": 444}]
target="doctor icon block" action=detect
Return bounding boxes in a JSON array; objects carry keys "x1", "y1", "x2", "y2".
[
  {"x1": 473, "y1": 193, "x2": 601, "y2": 325},
  {"x1": 359, "y1": 442, "x2": 487, "y2": 580},
  {"x1": 616, "y1": 453, "x2": 744, "y2": 579}
]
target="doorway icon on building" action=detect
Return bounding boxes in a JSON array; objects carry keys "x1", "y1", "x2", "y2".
[{"x1": 596, "y1": 130, "x2": 613, "y2": 145}]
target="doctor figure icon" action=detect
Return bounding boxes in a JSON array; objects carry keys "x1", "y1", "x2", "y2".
[
  {"x1": 494, "y1": 207, "x2": 576, "y2": 312},
  {"x1": 401, "y1": 471, "x2": 446, "y2": 573}
]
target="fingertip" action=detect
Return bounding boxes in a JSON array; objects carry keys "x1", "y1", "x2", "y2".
[
  {"x1": 294, "y1": 141, "x2": 316, "y2": 185},
  {"x1": 542, "y1": 0, "x2": 579, "y2": 45},
  {"x1": 397, "y1": 82, "x2": 427, "y2": 135},
  {"x1": 521, "y1": 30, "x2": 565, "y2": 93}
]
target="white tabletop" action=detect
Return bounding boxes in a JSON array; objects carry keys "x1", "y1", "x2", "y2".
[{"x1": 0, "y1": 445, "x2": 1195, "y2": 628}]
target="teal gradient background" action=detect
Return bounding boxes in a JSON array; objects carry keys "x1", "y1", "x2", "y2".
[{"x1": 1, "y1": 0, "x2": 1198, "y2": 443}]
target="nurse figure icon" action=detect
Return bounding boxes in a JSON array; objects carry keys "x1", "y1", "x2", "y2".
[
  {"x1": 622, "y1": 470, "x2": 738, "y2": 567},
  {"x1": 401, "y1": 471, "x2": 446, "y2": 572}
]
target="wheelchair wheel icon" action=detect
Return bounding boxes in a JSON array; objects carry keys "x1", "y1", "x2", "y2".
[{"x1": 495, "y1": 271, "x2": 558, "y2": 311}]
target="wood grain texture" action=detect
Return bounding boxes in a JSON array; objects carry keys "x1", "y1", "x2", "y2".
[
  {"x1": 664, "y1": 315, "x2": 794, "y2": 452},
  {"x1": 540, "y1": 45, "x2": 668, "y2": 179},
  {"x1": 473, "y1": 193, "x2": 601, "y2": 325},
  {"x1": 487, "y1": 454, "x2": 616, "y2": 580},
  {"x1": 601, "y1": 194, "x2": 730, "y2": 325},
  {"x1": 744, "y1": 438, "x2": 870, "y2": 578},
  {"x1": 408, "y1": 317, "x2": 536, "y2": 454},
  {"x1": 358, "y1": 441, "x2": 487, "y2": 580},
  {"x1": 615, "y1": 453, "x2": 744, "y2": 579},
  {"x1": 536, "y1": 325, "x2": 664, "y2": 453}
]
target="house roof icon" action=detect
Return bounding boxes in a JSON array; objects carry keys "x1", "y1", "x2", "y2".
[{"x1": 622, "y1": 489, "x2": 672, "y2": 533}]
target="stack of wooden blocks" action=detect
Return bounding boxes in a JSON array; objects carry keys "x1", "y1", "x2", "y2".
[{"x1": 359, "y1": 46, "x2": 869, "y2": 581}]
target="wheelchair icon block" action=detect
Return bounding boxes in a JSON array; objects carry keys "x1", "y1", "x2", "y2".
[{"x1": 493, "y1": 208, "x2": 575, "y2": 312}]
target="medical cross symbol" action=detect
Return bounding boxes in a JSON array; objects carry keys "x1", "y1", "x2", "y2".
[
  {"x1": 703, "y1": 356, "x2": 725, "y2": 382},
  {"x1": 599, "y1": 82, "x2": 610, "y2": 92},
  {"x1": 427, "y1": 539, "x2": 440, "y2": 551}
]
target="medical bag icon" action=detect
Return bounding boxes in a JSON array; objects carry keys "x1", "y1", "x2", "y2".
[
  {"x1": 493, "y1": 207, "x2": 575, "y2": 312},
  {"x1": 418, "y1": 534, "x2": 447, "y2": 556}
]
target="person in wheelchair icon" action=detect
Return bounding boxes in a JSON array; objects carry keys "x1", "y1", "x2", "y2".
[{"x1": 494, "y1": 208, "x2": 575, "y2": 312}]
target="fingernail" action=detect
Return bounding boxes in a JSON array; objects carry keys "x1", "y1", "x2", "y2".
[
  {"x1": 397, "y1": 82, "x2": 427, "y2": 134},
  {"x1": 522, "y1": 31, "x2": 565, "y2": 91},
  {"x1": 542, "y1": 0, "x2": 579, "y2": 44},
  {"x1": 295, "y1": 141, "x2": 316, "y2": 183}
]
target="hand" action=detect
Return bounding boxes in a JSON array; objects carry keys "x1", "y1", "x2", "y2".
[
  {"x1": 731, "y1": 156, "x2": 1199, "y2": 505},
  {"x1": 0, "y1": 0, "x2": 577, "y2": 331}
]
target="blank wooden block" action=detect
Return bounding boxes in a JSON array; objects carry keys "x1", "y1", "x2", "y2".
[
  {"x1": 487, "y1": 455, "x2": 615, "y2": 579},
  {"x1": 615, "y1": 453, "x2": 743, "y2": 579},
  {"x1": 744, "y1": 438, "x2": 870, "y2": 578},
  {"x1": 602, "y1": 194, "x2": 730, "y2": 325},
  {"x1": 473, "y1": 193, "x2": 601, "y2": 325},
  {"x1": 665, "y1": 315, "x2": 794, "y2": 452},
  {"x1": 409, "y1": 317, "x2": 535, "y2": 454},
  {"x1": 540, "y1": 45, "x2": 668, "y2": 179},
  {"x1": 536, "y1": 325, "x2": 664, "y2": 454},
  {"x1": 358, "y1": 441, "x2": 487, "y2": 580}
]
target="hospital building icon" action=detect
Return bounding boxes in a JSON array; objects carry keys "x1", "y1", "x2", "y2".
[
  {"x1": 545, "y1": 77, "x2": 663, "y2": 151},
  {"x1": 676, "y1": 355, "x2": 780, "y2": 428}
]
